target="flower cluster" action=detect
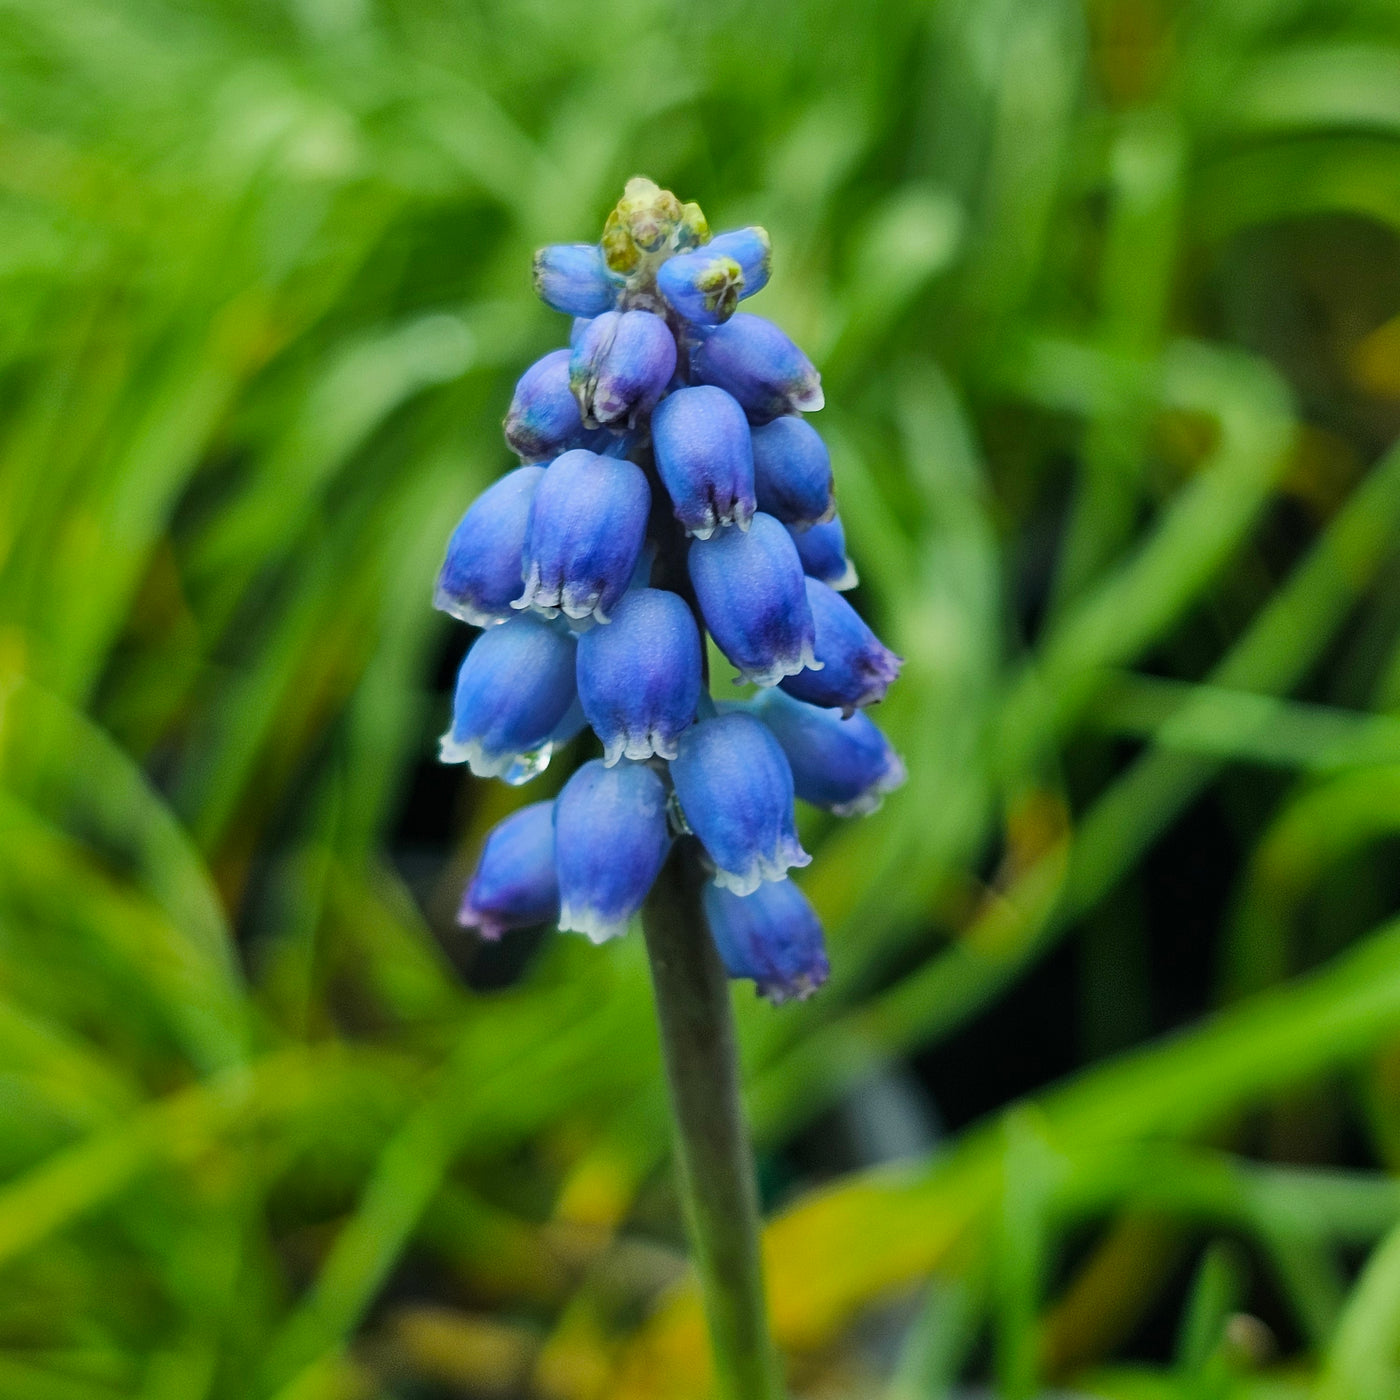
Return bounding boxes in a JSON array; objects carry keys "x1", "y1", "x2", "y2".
[{"x1": 437, "y1": 178, "x2": 904, "y2": 1003}]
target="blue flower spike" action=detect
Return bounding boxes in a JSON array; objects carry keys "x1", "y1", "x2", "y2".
[
  {"x1": 670, "y1": 712, "x2": 810, "y2": 895},
  {"x1": 434, "y1": 464, "x2": 543, "y2": 626},
  {"x1": 652, "y1": 385, "x2": 757, "y2": 539},
  {"x1": 434, "y1": 178, "x2": 901, "y2": 1004},
  {"x1": 459, "y1": 801, "x2": 560, "y2": 940},
  {"x1": 779, "y1": 576, "x2": 902, "y2": 715},
  {"x1": 515, "y1": 448, "x2": 651, "y2": 623},
  {"x1": 703, "y1": 880, "x2": 830, "y2": 1004},
  {"x1": 570, "y1": 309, "x2": 677, "y2": 428},
  {"x1": 750, "y1": 415, "x2": 834, "y2": 528},
  {"x1": 577, "y1": 588, "x2": 703, "y2": 764},
  {"x1": 555, "y1": 760, "x2": 671, "y2": 943},
  {"x1": 789, "y1": 514, "x2": 858, "y2": 591},
  {"x1": 441, "y1": 614, "x2": 578, "y2": 782},
  {"x1": 688, "y1": 511, "x2": 817, "y2": 685}
]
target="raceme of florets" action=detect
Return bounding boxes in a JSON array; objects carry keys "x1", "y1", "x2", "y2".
[{"x1": 436, "y1": 177, "x2": 904, "y2": 1004}]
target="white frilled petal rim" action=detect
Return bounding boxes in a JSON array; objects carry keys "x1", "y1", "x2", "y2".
[
  {"x1": 512, "y1": 568, "x2": 611, "y2": 625},
  {"x1": 759, "y1": 965, "x2": 830, "y2": 1005},
  {"x1": 826, "y1": 557, "x2": 860, "y2": 592},
  {"x1": 558, "y1": 903, "x2": 631, "y2": 945},
  {"x1": 601, "y1": 727, "x2": 683, "y2": 767},
  {"x1": 710, "y1": 838, "x2": 812, "y2": 897},
  {"x1": 829, "y1": 750, "x2": 909, "y2": 818},
  {"x1": 736, "y1": 637, "x2": 822, "y2": 689},
  {"x1": 685, "y1": 503, "x2": 754, "y2": 542},
  {"x1": 438, "y1": 730, "x2": 556, "y2": 786},
  {"x1": 433, "y1": 583, "x2": 512, "y2": 628}
]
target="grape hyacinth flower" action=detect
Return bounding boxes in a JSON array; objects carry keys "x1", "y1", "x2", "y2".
[
  {"x1": 789, "y1": 513, "x2": 858, "y2": 591},
  {"x1": 434, "y1": 465, "x2": 543, "y2": 625},
  {"x1": 750, "y1": 688, "x2": 906, "y2": 816},
  {"x1": 669, "y1": 712, "x2": 811, "y2": 896},
  {"x1": 514, "y1": 448, "x2": 650, "y2": 623},
  {"x1": 458, "y1": 801, "x2": 559, "y2": 940},
  {"x1": 555, "y1": 760, "x2": 671, "y2": 943},
  {"x1": 750, "y1": 414, "x2": 833, "y2": 528},
  {"x1": 440, "y1": 613, "x2": 578, "y2": 781},
  {"x1": 688, "y1": 512, "x2": 817, "y2": 686},
  {"x1": 652, "y1": 385, "x2": 756, "y2": 539},
  {"x1": 504, "y1": 349, "x2": 589, "y2": 462},
  {"x1": 434, "y1": 177, "x2": 905, "y2": 1394},
  {"x1": 437, "y1": 174, "x2": 901, "y2": 979},
  {"x1": 703, "y1": 880, "x2": 830, "y2": 1004},
  {"x1": 779, "y1": 575, "x2": 902, "y2": 715}
]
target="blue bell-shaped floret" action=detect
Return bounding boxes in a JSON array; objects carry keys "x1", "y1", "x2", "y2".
[
  {"x1": 751, "y1": 689, "x2": 905, "y2": 816},
  {"x1": 434, "y1": 465, "x2": 543, "y2": 626},
  {"x1": 505, "y1": 349, "x2": 591, "y2": 462},
  {"x1": 576, "y1": 588, "x2": 703, "y2": 764},
  {"x1": 458, "y1": 801, "x2": 559, "y2": 939},
  {"x1": 570, "y1": 309, "x2": 677, "y2": 428},
  {"x1": 669, "y1": 712, "x2": 810, "y2": 895},
  {"x1": 779, "y1": 577, "x2": 900, "y2": 716},
  {"x1": 555, "y1": 760, "x2": 671, "y2": 943},
  {"x1": 750, "y1": 415, "x2": 833, "y2": 528},
  {"x1": 441, "y1": 615, "x2": 578, "y2": 782},
  {"x1": 688, "y1": 512, "x2": 817, "y2": 686},
  {"x1": 651, "y1": 385, "x2": 756, "y2": 539},
  {"x1": 655, "y1": 226, "x2": 772, "y2": 326},
  {"x1": 703, "y1": 879, "x2": 829, "y2": 1004},
  {"x1": 533, "y1": 243, "x2": 623, "y2": 317},
  {"x1": 788, "y1": 515, "x2": 858, "y2": 591},
  {"x1": 690, "y1": 313, "x2": 823, "y2": 423},
  {"x1": 515, "y1": 449, "x2": 650, "y2": 623}
]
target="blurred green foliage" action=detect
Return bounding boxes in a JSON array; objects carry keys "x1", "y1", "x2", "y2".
[{"x1": 5, "y1": 0, "x2": 1400, "y2": 1396}]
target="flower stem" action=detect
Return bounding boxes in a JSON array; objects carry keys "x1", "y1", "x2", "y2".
[{"x1": 641, "y1": 844, "x2": 785, "y2": 1400}]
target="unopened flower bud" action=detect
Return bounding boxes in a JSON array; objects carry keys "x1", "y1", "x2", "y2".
[
  {"x1": 434, "y1": 465, "x2": 542, "y2": 626},
  {"x1": 688, "y1": 512, "x2": 817, "y2": 686},
  {"x1": 459, "y1": 802, "x2": 559, "y2": 939},
  {"x1": 555, "y1": 760, "x2": 671, "y2": 943},
  {"x1": 533, "y1": 243, "x2": 622, "y2": 317},
  {"x1": 703, "y1": 879, "x2": 829, "y2": 1003},
  {"x1": 656, "y1": 227, "x2": 772, "y2": 326},
  {"x1": 652, "y1": 385, "x2": 756, "y2": 539},
  {"x1": 515, "y1": 449, "x2": 650, "y2": 623},
  {"x1": 691, "y1": 313, "x2": 823, "y2": 423},
  {"x1": 779, "y1": 577, "x2": 901, "y2": 715},
  {"x1": 577, "y1": 588, "x2": 703, "y2": 764},
  {"x1": 670, "y1": 712, "x2": 810, "y2": 895}
]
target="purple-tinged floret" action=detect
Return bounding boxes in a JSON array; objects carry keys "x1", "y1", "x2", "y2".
[
  {"x1": 459, "y1": 802, "x2": 559, "y2": 939},
  {"x1": 779, "y1": 577, "x2": 901, "y2": 715},
  {"x1": 703, "y1": 879, "x2": 829, "y2": 1004}
]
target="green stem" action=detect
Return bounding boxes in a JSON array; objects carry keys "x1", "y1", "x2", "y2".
[{"x1": 641, "y1": 845, "x2": 784, "y2": 1400}]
